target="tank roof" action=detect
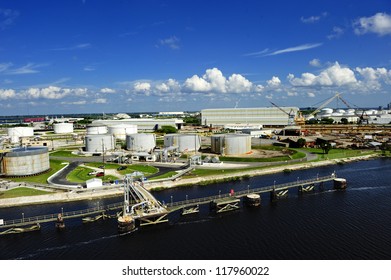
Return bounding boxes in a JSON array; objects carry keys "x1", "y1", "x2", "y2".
[{"x1": 5, "y1": 146, "x2": 48, "y2": 157}]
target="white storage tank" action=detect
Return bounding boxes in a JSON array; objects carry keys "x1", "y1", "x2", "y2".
[
  {"x1": 108, "y1": 124, "x2": 137, "y2": 140},
  {"x1": 53, "y1": 123, "x2": 74, "y2": 134},
  {"x1": 164, "y1": 134, "x2": 201, "y2": 152},
  {"x1": 86, "y1": 124, "x2": 108, "y2": 135},
  {"x1": 211, "y1": 134, "x2": 251, "y2": 155},
  {"x1": 321, "y1": 108, "x2": 333, "y2": 115},
  {"x1": 7, "y1": 127, "x2": 34, "y2": 143},
  {"x1": 126, "y1": 133, "x2": 156, "y2": 152},
  {"x1": 85, "y1": 134, "x2": 115, "y2": 153},
  {"x1": 1, "y1": 147, "x2": 50, "y2": 176}
]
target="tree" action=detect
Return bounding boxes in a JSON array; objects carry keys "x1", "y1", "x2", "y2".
[
  {"x1": 157, "y1": 125, "x2": 177, "y2": 134},
  {"x1": 340, "y1": 118, "x2": 348, "y2": 124},
  {"x1": 297, "y1": 138, "x2": 307, "y2": 148},
  {"x1": 320, "y1": 117, "x2": 335, "y2": 124},
  {"x1": 320, "y1": 142, "x2": 332, "y2": 154}
]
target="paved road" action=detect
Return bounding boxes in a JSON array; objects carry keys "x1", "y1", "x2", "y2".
[{"x1": 47, "y1": 161, "x2": 81, "y2": 186}]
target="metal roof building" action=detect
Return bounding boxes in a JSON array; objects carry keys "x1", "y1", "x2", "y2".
[{"x1": 201, "y1": 107, "x2": 300, "y2": 127}]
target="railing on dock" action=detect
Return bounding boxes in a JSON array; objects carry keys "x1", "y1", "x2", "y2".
[
  {"x1": 166, "y1": 174, "x2": 336, "y2": 212},
  {"x1": 0, "y1": 201, "x2": 124, "y2": 229}
]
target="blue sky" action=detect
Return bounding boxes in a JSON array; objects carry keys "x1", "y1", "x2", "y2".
[{"x1": 1, "y1": 0, "x2": 391, "y2": 115}]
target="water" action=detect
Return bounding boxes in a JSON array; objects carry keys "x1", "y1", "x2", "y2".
[{"x1": 1, "y1": 158, "x2": 391, "y2": 260}]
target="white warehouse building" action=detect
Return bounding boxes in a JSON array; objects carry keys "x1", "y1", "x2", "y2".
[{"x1": 201, "y1": 107, "x2": 300, "y2": 127}]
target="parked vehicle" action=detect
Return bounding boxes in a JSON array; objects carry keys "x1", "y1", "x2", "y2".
[{"x1": 96, "y1": 172, "x2": 105, "y2": 177}]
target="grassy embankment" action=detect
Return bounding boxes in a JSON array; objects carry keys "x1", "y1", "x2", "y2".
[
  {"x1": 66, "y1": 163, "x2": 159, "y2": 183},
  {"x1": 185, "y1": 147, "x2": 377, "y2": 179},
  {"x1": 219, "y1": 146, "x2": 306, "y2": 162},
  {"x1": 0, "y1": 187, "x2": 52, "y2": 199}
]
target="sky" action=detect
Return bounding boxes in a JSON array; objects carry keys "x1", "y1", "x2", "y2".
[{"x1": 1, "y1": 0, "x2": 391, "y2": 115}]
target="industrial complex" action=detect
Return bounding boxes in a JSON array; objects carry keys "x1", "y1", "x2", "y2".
[{"x1": 1, "y1": 102, "x2": 391, "y2": 179}]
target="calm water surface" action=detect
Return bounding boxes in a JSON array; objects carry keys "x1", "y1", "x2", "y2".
[{"x1": 1, "y1": 158, "x2": 391, "y2": 260}]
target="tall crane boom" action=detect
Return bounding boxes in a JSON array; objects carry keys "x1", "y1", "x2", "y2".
[
  {"x1": 308, "y1": 92, "x2": 341, "y2": 118},
  {"x1": 269, "y1": 101, "x2": 296, "y2": 126}
]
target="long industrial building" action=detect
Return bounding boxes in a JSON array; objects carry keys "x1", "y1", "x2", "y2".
[
  {"x1": 91, "y1": 118, "x2": 184, "y2": 132},
  {"x1": 201, "y1": 107, "x2": 300, "y2": 127}
]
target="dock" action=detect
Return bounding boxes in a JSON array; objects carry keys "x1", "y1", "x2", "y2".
[
  {"x1": 166, "y1": 173, "x2": 339, "y2": 212},
  {"x1": 0, "y1": 173, "x2": 343, "y2": 235}
]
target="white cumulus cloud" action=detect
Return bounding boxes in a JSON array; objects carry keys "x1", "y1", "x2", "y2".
[
  {"x1": 155, "y1": 79, "x2": 181, "y2": 93},
  {"x1": 0, "y1": 89, "x2": 16, "y2": 99},
  {"x1": 134, "y1": 82, "x2": 151, "y2": 94},
  {"x1": 266, "y1": 76, "x2": 281, "y2": 87},
  {"x1": 309, "y1": 58, "x2": 321, "y2": 67},
  {"x1": 100, "y1": 88, "x2": 116, "y2": 94},
  {"x1": 288, "y1": 62, "x2": 357, "y2": 87},
  {"x1": 93, "y1": 98, "x2": 107, "y2": 104},
  {"x1": 184, "y1": 68, "x2": 254, "y2": 94},
  {"x1": 354, "y1": 12, "x2": 391, "y2": 36}
]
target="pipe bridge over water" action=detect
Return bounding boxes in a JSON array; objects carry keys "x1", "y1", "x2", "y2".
[{"x1": 166, "y1": 173, "x2": 338, "y2": 212}]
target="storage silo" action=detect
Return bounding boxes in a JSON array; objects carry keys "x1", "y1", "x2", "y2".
[
  {"x1": 53, "y1": 123, "x2": 74, "y2": 134},
  {"x1": 126, "y1": 133, "x2": 156, "y2": 152},
  {"x1": 108, "y1": 124, "x2": 137, "y2": 140},
  {"x1": 1, "y1": 147, "x2": 50, "y2": 176},
  {"x1": 85, "y1": 134, "x2": 115, "y2": 153},
  {"x1": 7, "y1": 127, "x2": 34, "y2": 144},
  {"x1": 211, "y1": 134, "x2": 251, "y2": 155},
  {"x1": 164, "y1": 134, "x2": 201, "y2": 152},
  {"x1": 86, "y1": 124, "x2": 108, "y2": 135}
]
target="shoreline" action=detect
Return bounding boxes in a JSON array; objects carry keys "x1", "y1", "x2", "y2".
[{"x1": 0, "y1": 154, "x2": 381, "y2": 208}]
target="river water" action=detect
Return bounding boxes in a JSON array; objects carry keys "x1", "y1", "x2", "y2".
[{"x1": 1, "y1": 158, "x2": 391, "y2": 260}]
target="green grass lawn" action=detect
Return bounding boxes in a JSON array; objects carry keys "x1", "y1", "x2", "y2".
[
  {"x1": 7, "y1": 159, "x2": 68, "y2": 185},
  {"x1": 50, "y1": 150, "x2": 82, "y2": 157},
  {"x1": 0, "y1": 187, "x2": 52, "y2": 199},
  {"x1": 85, "y1": 162, "x2": 158, "y2": 175},
  {"x1": 301, "y1": 148, "x2": 375, "y2": 160},
  {"x1": 66, "y1": 166, "x2": 96, "y2": 183},
  {"x1": 66, "y1": 163, "x2": 159, "y2": 183},
  {"x1": 148, "y1": 171, "x2": 178, "y2": 180}
]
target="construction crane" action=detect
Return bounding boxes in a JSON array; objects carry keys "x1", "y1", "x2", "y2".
[
  {"x1": 337, "y1": 94, "x2": 369, "y2": 124},
  {"x1": 305, "y1": 92, "x2": 341, "y2": 120},
  {"x1": 269, "y1": 101, "x2": 305, "y2": 126}
]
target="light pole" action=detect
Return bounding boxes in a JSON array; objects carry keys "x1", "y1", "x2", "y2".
[
  {"x1": 186, "y1": 195, "x2": 188, "y2": 203},
  {"x1": 219, "y1": 190, "x2": 221, "y2": 198},
  {"x1": 22, "y1": 212, "x2": 24, "y2": 223},
  {"x1": 170, "y1": 195, "x2": 173, "y2": 206},
  {"x1": 273, "y1": 180, "x2": 276, "y2": 189},
  {"x1": 61, "y1": 207, "x2": 63, "y2": 215},
  {"x1": 247, "y1": 185, "x2": 250, "y2": 194}
]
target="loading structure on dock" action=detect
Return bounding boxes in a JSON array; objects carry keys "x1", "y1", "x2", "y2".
[{"x1": 119, "y1": 172, "x2": 168, "y2": 231}]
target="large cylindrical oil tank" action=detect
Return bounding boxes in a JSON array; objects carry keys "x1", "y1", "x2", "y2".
[
  {"x1": 86, "y1": 124, "x2": 108, "y2": 135},
  {"x1": 211, "y1": 134, "x2": 251, "y2": 155},
  {"x1": 108, "y1": 124, "x2": 137, "y2": 140},
  {"x1": 1, "y1": 147, "x2": 50, "y2": 176},
  {"x1": 126, "y1": 133, "x2": 156, "y2": 152},
  {"x1": 7, "y1": 127, "x2": 34, "y2": 143},
  {"x1": 164, "y1": 134, "x2": 201, "y2": 152},
  {"x1": 53, "y1": 123, "x2": 74, "y2": 134},
  {"x1": 85, "y1": 134, "x2": 115, "y2": 153}
]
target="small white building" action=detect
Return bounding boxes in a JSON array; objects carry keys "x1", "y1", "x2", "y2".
[{"x1": 86, "y1": 178, "x2": 103, "y2": 188}]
